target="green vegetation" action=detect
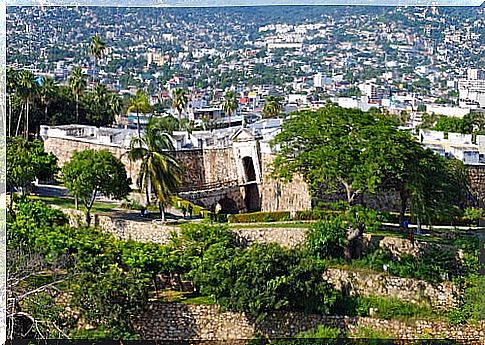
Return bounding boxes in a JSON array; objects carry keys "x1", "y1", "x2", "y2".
[
  {"x1": 61, "y1": 149, "x2": 131, "y2": 225},
  {"x1": 228, "y1": 211, "x2": 291, "y2": 223},
  {"x1": 332, "y1": 295, "x2": 441, "y2": 322},
  {"x1": 6, "y1": 137, "x2": 57, "y2": 202},
  {"x1": 127, "y1": 117, "x2": 181, "y2": 220}
]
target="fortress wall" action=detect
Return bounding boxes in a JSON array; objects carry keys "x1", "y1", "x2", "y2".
[
  {"x1": 135, "y1": 303, "x2": 484, "y2": 342},
  {"x1": 260, "y1": 153, "x2": 312, "y2": 212},
  {"x1": 202, "y1": 147, "x2": 239, "y2": 185}
]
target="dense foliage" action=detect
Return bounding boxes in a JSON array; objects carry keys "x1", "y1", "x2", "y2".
[
  {"x1": 191, "y1": 243, "x2": 337, "y2": 321},
  {"x1": 6, "y1": 137, "x2": 58, "y2": 197},
  {"x1": 61, "y1": 149, "x2": 131, "y2": 225}
]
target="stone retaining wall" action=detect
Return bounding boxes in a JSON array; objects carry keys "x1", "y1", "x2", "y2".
[
  {"x1": 61, "y1": 208, "x2": 460, "y2": 257},
  {"x1": 135, "y1": 303, "x2": 484, "y2": 343},
  {"x1": 323, "y1": 268, "x2": 458, "y2": 309}
]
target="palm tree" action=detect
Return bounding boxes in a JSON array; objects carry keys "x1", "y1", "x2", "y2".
[
  {"x1": 69, "y1": 67, "x2": 87, "y2": 123},
  {"x1": 39, "y1": 76, "x2": 57, "y2": 125},
  {"x1": 171, "y1": 88, "x2": 188, "y2": 130},
  {"x1": 262, "y1": 95, "x2": 283, "y2": 119},
  {"x1": 16, "y1": 70, "x2": 38, "y2": 139},
  {"x1": 109, "y1": 92, "x2": 124, "y2": 125},
  {"x1": 222, "y1": 90, "x2": 239, "y2": 129},
  {"x1": 128, "y1": 90, "x2": 152, "y2": 137},
  {"x1": 7, "y1": 68, "x2": 18, "y2": 136},
  {"x1": 127, "y1": 118, "x2": 181, "y2": 221},
  {"x1": 89, "y1": 34, "x2": 106, "y2": 82}
]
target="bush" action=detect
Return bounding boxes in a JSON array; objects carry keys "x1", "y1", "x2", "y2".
[
  {"x1": 306, "y1": 219, "x2": 348, "y2": 259},
  {"x1": 191, "y1": 243, "x2": 337, "y2": 321},
  {"x1": 293, "y1": 209, "x2": 338, "y2": 221},
  {"x1": 331, "y1": 295, "x2": 438, "y2": 321},
  {"x1": 228, "y1": 211, "x2": 291, "y2": 223},
  {"x1": 297, "y1": 325, "x2": 342, "y2": 338}
]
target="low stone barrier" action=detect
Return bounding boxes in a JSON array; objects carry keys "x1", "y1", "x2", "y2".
[
  {"x1": 323, "y1": 268, "x2": 458, "y2": 309},
  {"x1": 135, "y1": 303, "x2": 484, "y2": 343}
]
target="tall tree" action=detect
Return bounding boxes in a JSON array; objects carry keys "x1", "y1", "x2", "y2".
[
  {"x1": 171, "y1": 88, "x2": 188, "y2": 130},
  {"x1": 262, "y1": 95, "x2": 283, "y2": 119},
  {"x1": 38, "y1": 76, "x2": 57, "y2": 125},
  {"x1": 127, "y1": 118, "x2": 181, "y2": 221},
  {"x1": 89, "y1": 34, "x2": 106, "y2": 82},
  {"x1": 222, "y1": 90, "x2": 239, "y2": 128},
  {"x1": 69, "y1": 67, "x2": 87, "y2": 123},
  {"x1": 16, "y1": 70, "x2": 38, "y2": 138},
  {"x1": 109, "y1": 92, "x2": 124, "y2": 125},
  {"x1": 7, "y1": 67, "x2": 18, "y2": 136},
  {"x1": 61, "y1": 149, "x2": 131, "y2": 226},
  {"x1": 84, "y1": 84, "x2": 115, "y2": 127},
  {"x1": 127, "y1": 90, "x2": 152, "y2": 137}
]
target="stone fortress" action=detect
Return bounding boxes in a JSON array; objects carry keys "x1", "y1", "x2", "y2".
[{"x1": 40, "y1": 119, "x2": 485, "y2": 214}]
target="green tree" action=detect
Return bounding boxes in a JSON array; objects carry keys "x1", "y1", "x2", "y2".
[
  {"x1": 171, "y1": 88, "x2": 188, "y2": 129},
  {"x1": 128, "y1": 90, "x2": 152, "y2": 137},
  {"x1": 89, "y1": 34, "x2": 106, "y2": 82},
  {"x1": 127, "y1": 118, "x2": 181, "y2": 221},
  {"x1": 16, "y1": 70, "x2": 38, "y2": 138},
  {"x1": 434, "y1": 116, "x2": 470, "y2": 134},
  {"x1": 61, "y1": 149, "x2": 131, "y2": 225},
  {"x1": 222, "y1": 90, "x2": 239, "y2": 128},
  {"x1": 38, "y1": 76, "x2": 58, "y2": 125},
  {"x1": 192, "y1": 243, "x2": 337, "y2": 321},
  {"x1": 262, "y1": 95, "x2": 283, "y2": 118},
  {"x1": 69, "y1": 67, "x2": 87, "y2": 123},
  {"x1": 84, "y1": 84, "x2": 116, "y2": 127},
  {"x1": 7, "y1": 138, "x2": 58, "y2": 208}
]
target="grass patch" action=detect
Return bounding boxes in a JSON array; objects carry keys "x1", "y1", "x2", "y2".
[
  {"x1": 229, "y1": 222, "x2": 311, "y2": 229},
  {"x1": 331, "y1": 295, "x2": 444, "y2": 323},
  {"x1": 29, "y1": 195, "x2": 119, "y2": 214},
  {"x1": 150, "y1": 289, "x2": 215, "y2": 305}
]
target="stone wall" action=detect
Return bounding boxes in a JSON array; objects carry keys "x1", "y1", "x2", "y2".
[
  {"x1": 323, "y1": 268, "x2": 458, "y2": 310},
  {"x1": 44, "y1": 136, "x2": 141, "y2": 187},
  {"x1": 260, "y1": 153, "x2": 312, "y2": 212},
  {"x1": 135, "y1": 303, "x2": 484, "y2": 343},
  {"x1": 61, "y1": 208, "x2": 460, "y2": 258},
  {"x1": 202, "y1": 147, "x2": 239, "y2": 185},
  {"x1": 467, "y1": 165, "x2": 485, "y2": 209}
]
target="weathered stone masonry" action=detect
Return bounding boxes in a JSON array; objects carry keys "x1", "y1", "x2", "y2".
[{"x1": 134, "y1": 303, "x2": 485, "y2": 343}]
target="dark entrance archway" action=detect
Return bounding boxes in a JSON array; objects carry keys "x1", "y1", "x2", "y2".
[
  {"x1": 244, "y1": 184, "x2": 260, "y2": 212},
  {"x1": 242, "y1": 156, "x2": 256, "y2": 182},
  {"x1": 217, "y1": 197, "x2": 239, "y2": 214}
]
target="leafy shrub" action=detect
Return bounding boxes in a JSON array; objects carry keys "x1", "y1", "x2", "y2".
[
  {"x1": 228, "y1": 211, "x2": 291, "y2": 223},
  {"x1": 306, "y1": 219, "x2": 348, "y2": 259},
  {"x1": 447, "y1": 275, "x2": 485, "y2": 324},
  {"x1": 191, "y1": 243, "x2": 337, "y2": 321},
  {"x1": 463, "y1": 207, "x2": 484, "y2": 226},
  {"x1": 121, "y1": 198, "x2": 143, "y2": 211},
  {"x1": 293, "y1": 209, "x2": 337, "y2": 221},
  {"x1": 297, "y1": 325, "x2": 342, "y2": 338},
  {"x1": 331, "y1": 295, "x2": 438, "y2": 321},
  {"x1": 169, "y1": 223, "x2": 235, "y2": 273}
]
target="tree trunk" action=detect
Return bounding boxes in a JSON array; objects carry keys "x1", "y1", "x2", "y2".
[
  {"x1": 85, "y1": 210, "x2": 91, "y2": 227},
  {"x1": 15, "y1": 107, "x2": 23, "y2": 137},
  {"x1": 344, "y1": 223, "x2": 365, "y2": 260},
  {"x1": 159, "y1": 202, "x2": 165, "y2": 221},
  {"x1": 137, "y1": 111, "x2": 141, "y2": 138},
  {"x1": 399, "y1": 189, "x2": 408, "y2": 227},
  {"x1": 75, "y1": 196, "x2": 79, "y2": 210},
  {"x1": 145, "y1": 175, "x2": 151, "y2": 206},
  {"x1": 8, "y1": 94, "x2": 12, "y2": 137},
  {"x1": 178, "y1": 110, "x2": 182, "y2": 131},
  {"x1": 76, "y1": 94, "x2": 79, "y2": 123},
  {"x1": 25, "y1": 101, "x2": 29, "y2": 139}
]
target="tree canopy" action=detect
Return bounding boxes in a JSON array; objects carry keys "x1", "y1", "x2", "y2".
[{"x1": 61, "y1": 149, "x2": 131, "y2": 225}]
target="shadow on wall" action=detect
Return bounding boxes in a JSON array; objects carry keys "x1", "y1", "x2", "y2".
[{"x1": 136, "y1": 303, "x2": 198, "y2": 340}]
